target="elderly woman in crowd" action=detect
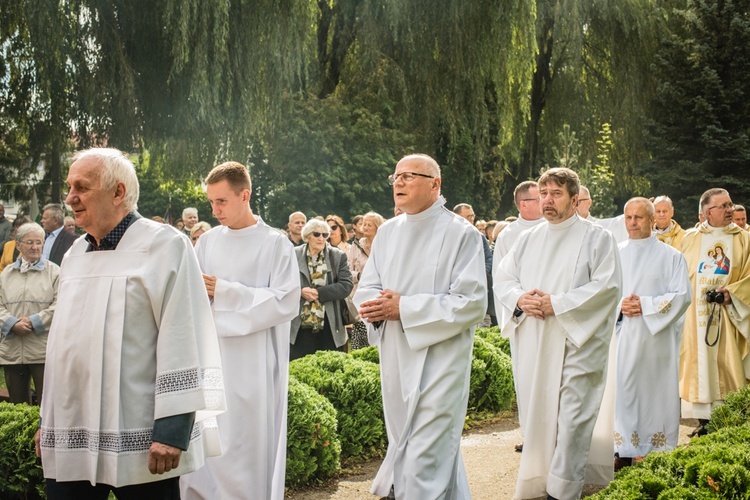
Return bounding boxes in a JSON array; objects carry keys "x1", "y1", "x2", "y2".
[
  {"x1": 0, "y1": 223, "x2": 60, "y2": 404},
  {"x1": 326, "y1": 214, "x2": 350, "y2": 253},
  {"x1": 290, "y1": 219, "x2": 353, "y2": 360},
  {"x1": 347, "y1": 211, "x2": 384, "y2": 350},
  {"x1": 190, "y1": 221, "x2": 212, "y2": 246},
  {"x1": 0, "y1": 216, "x2": 31, "y2": 272}
]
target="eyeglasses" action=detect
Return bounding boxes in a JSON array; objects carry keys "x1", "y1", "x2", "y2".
[
  {"x1": 578, "y1": 198, "x2": 591, "y2": 202},
  {"x1": 328, "y1": 224, "x2": 339, "y2": 230},
  {"x1": 20, "y1": 240, "x2": 44, "y2": 247},
  {"x1": 706, "y1": 202, "x2": 734, "y2": 212},
  {"x1": 388, "y1": 172, "x2": 435, "y2": 185},
  {"x1": 521, "y1": 197, "x2": 541, "y2": 202},
  {"x1": 311, "y1": 232, "x2": 330, "y2": 239}
]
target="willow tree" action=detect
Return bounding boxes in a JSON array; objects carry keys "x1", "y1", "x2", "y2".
[
  {"x1": 0, "y1": 0, "x2": 314, "y2": 199},
  {"x1": 515, "y1": 0, "x2": 665, "y2": 213},
  {"x1": 312, "y1": 0, "x2": 538, "y2": 217}
]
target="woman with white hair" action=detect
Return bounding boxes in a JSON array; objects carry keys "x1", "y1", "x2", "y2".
[
  {"x1": 0, "y1": 222, "x2": 60, "y2": 404},
  {"x1": 290, "y1": 219, "x2": 353, "y2": 360}
]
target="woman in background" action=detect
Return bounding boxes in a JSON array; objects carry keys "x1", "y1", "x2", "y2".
[
  {"x1": 0, "y1": 223, "x2": 59, "y2": 404},
  {"x1": 290, "y1": 219, "x2": 353, "y2": 360},
  {"x1": 347, "y1": 211, "x2": 384, "y2": 350}
]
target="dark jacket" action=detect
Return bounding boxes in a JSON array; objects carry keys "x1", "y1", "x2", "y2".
[
  {"x1": 290, "y1": 243, "x2": 353, "y2": 347},
  {"x1": 48, "y1": 228, "x2": 79, "y2": 266}
]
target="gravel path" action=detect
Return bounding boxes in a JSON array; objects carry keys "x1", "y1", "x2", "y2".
[{"x1": 285, "y1": 414, "x2": 699, "y2": 499}]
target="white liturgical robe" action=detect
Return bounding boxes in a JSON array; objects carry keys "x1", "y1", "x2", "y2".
[
  {"x1": 181, "y1": 217, "x2": 300, "y2": 500},
  {"x1": 491, "y1": 215, "x2": 546, "y2": 433},
  {"x1": 353, "y1": 197, "x2": 487, "y2": 500},
  {"x1": 494, "y1": 215, "x2": 622, "y2": 500},
  {"x1": 614, "y1": 236, "x2": 691, "y2": 458},
  {"x1": 40, "y1": 218, "x2": 225, "y2": 487}
]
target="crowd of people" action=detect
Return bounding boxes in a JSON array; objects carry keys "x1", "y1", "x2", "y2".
[{"x1": 0, "y1": 148, "x2": 747, "y2": 499}]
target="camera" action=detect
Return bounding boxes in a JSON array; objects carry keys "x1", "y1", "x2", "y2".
[{"x1": 706, "y1": 289, "x2": 725, "y2": 304}]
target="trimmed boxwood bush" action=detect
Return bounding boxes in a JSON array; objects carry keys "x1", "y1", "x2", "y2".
[
  {"x1": 469, "y1": 336, "x2": 515, "y2": 412},
  {"x1": 289, "y1": 351, "x2": 386, "y2": 460},
  {"x1": 0, "y1": 402, "x2": 44, "y2": 499},
  {"x1": 475, "y1": 326, "x2": 511, "y2": 357},
  {"x1": 589, "y1": 424, "x2": 750, "y2": 499},
  {"x1": 350, "y1": 345, "x2": 379, "y2": 364},
  {"x1": 286, "y1": 376, "x2": 341, "y2": 487},
  {"x1": 706, "y1": 383, "x2": 750, "y2": 433}
]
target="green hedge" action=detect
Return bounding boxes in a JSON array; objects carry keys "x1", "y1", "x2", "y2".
[
  {"x1": 706, "y1": 383, "x2": 750, "y2": 433},
  {"x1": 469, "y1": 336, "x2": 515, "y2": 413},
  {"x1": 475, "y1": 326, "x2": 511, "y2": 357},
  {"x1": 289, "y1": 351, "x2": 386, "y2": 460},
  {"x1": 350, "y1": 345, "x2": 379, "y2": 364},
  {"x1": 0, "y1": 402, "x2": 44, "y2": 499},
  {"x1": 591, "y1": 383, "x2": 750, "y2": 499},
  {"x1": 285, "y1": 376, "x2": 341, "y2": 487},
  {"x1": 591, "y1": 425, "x2": 750, "y2": 499}
]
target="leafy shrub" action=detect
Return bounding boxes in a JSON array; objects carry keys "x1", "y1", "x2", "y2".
[
  {"x1": 289, "y1": 351, "x2": 386, "y2": 460},
  {"x1": 0, "y1": 402, "x2": 44, "y2": 499},
  {"x1": 286, "y1": 377, "x2": 341, "y2": 487},
  {"x1": 468, "y1": 336, "x2": 515, "y2": 413},
  {"x1": 590, "y1": 424, "x2": 750, "y2": 499},
  {"x1": 706, "y1": 383, "x2": 750, "y2": 433},
  {"x1": 475, "y1": 326, "x2": 511, "y2": 357},
  {"x1": 350, "y1": 345, "x2": 379, "y2": 364}
]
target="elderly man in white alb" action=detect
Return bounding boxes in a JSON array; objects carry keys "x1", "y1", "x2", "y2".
[
  {"x1": 181, "y1": 161, "x2": 300, "y2": 499},
  {"x1": 494, "y1": 167, "x2": 622, "y2": 500},
  {"x1": 613, "y1": 197, "x2": 691, "y2": 470},
  {"x1": 36, "y1": 148, "x2": 224, "y2": 500},
  {"x1": 354, "y1": 153, "x2": 486, "y2": 499}
]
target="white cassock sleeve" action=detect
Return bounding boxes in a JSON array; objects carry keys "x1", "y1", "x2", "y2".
[
  {"x1": 638, "y1": 253, "x2": 692, "y2": 336},
  {"x1": 551, "y1": 230, "x2": 622, "y2": 348},
  {"x1": 493, "y1": 242, "x2": 528, "y2": 337},
  {"x1": 211, "y1": 240, "x2": 300, "y2": 337},
  {"x1": 397, "y1": 229, "x2": 487, "y2": 351},
  {"x1": 149, "y1": 233, "x2": 225, "y2": 419}
]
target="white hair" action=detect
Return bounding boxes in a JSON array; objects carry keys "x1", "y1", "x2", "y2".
[
  {"x1": 301, "y1": 219, "x2": 330, "y2": 240},
  {"x1": 71, "y1": 148, "x2": 139, "y2": 211},
  {"x1": 182, "y1": 207, "x2": 198, "y2": 219},
  {"x1": 16, "y1": 222, "x2": 45, "y2": 242}
]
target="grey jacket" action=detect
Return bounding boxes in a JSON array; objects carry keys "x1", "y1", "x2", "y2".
[{"x1": 290, "y1": 243, "x2": 353, "y2": 347}]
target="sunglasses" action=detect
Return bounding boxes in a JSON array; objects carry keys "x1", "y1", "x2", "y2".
[
  {"x1": 328, "y1": 224, "x2": 339, "y2": 230},
  {"x1": 312, "y1": 232, "x2": 330, "y2": 238}
]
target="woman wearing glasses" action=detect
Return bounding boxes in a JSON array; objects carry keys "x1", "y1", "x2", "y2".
[
  {"x1": 0, "y1": 223, "x2": 60, "y2": 404},
  {"x1": 326, "y1": 214, "x2": 350, "y2": 253},
  {"x1": 290, "y1": 219, "x2": 353, "y2": 360}
]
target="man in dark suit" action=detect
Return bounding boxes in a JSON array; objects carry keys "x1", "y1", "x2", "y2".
[{"x1": 40, "y1": 203, "x2": 78, "y2": 266}]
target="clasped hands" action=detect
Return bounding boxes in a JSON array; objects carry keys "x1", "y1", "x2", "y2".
[
  {"x1": 301, "y1": 287, "x2": 319, "y2": 302},
  {"x1": 359, "y1": 289, "x2": 401, "y2": 323},
  {"x1": 11, "y1": 317, "x2": 33, "y2": 336},
  {"x1": 517, "y1": 289, "x2": 554, "y2": 319},
  {"x1": 621, "y1": 294, "x2": 642, "y2": 317}
]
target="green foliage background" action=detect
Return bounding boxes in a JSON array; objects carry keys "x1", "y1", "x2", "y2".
[{"x1": 5, "y1": 1, "x2": 747, "y2": 225}]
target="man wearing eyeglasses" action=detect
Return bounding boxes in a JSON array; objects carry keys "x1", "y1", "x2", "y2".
[
  {"x1": 678, "y1": 188, "x2": 750, "y2": 438},
  {"x1": 576, "y1": 186, "x2": 596, "y2": 221},
  {"x1": 491, "y1": 180, "x2": 545, "y2": 451},
  {"x1": 181, "y1": 161, "x2": 300, "y2": 500},
  {"x1": 354, "y1": 154, "x2": 487, "y2": 500}
]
